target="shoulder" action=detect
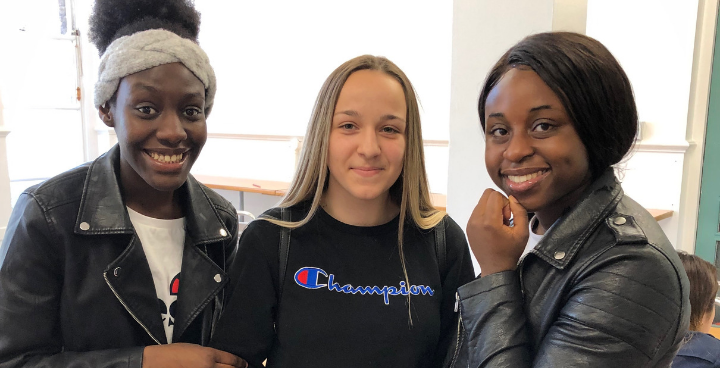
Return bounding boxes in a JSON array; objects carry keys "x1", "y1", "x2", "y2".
[
  {"x1": 593, "y1": 194, "x2": 685, "y2": 292},
  {"x1": 258, "y1": 202, "x2": 312, "y2": 222},
  {"x1": 436, "y1": 214, "x2": 469, "y2": 249},
  {"x1": 439, "y1": 215, "x2": 464, "y2": 236},
  {"x1": 191, "y1": 179, "x2": 237, "y2": 221},
  {"x1": 23, "y1": 163, "x2": 90, "y2": 211},
  {"x1": 676, "y1": 333, "x2": 720, "y2": 365}
]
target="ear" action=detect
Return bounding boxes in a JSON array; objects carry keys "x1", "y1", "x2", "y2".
[{"x1": 98, "y1": 103, "x2": 114, "y2": 128}]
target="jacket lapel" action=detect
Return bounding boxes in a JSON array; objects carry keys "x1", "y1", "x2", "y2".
[
  {"x1": 532, "y1": 170, "x2": 623, "y2": 269},
  {"x1": 171, "y1": 176, "x2": 231, "y2": 341},
  {"x1": 172, "y1": 233, "x2": 228, "y2": 342},
  {"x1": 74, "y1": 145, "x2": 134, "y2": 235},
  {"x1": 104, "y1": 235, "x2": 169, "y2": 344}
]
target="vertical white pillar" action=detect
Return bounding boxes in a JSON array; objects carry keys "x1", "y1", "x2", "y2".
[
  {"x1": 447, "y1": 0, "x2": 587, "y2": 273},
  {"x1": 0, "y1": 89, "x2": 12, "y2": 243}
]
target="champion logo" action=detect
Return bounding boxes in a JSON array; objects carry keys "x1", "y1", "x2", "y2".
[{"x1": 294, "y1": 267, "x2": 434, "y2": 305}]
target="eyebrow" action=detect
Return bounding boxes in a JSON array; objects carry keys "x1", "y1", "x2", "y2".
[
  {"x1": 131, "y1": 84, "x2": 204, "y2": 99},
  {"x1": 334, "y1": 110, "x2": 406, "y2": 122},
  {"x1": 529, "y1": 105, "x2": 553, "y2": 112},
  {"x1": 131, "y1": 84, "x2": 158, "y2": 93},
  {"x1": 487, "y1": 104, "x2": 554, "y2": 119}
]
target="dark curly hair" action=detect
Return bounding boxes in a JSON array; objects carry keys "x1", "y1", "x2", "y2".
[
  {"x1": 89, "y1": 0, "x2": 201, "y2": 56},
  {"x1": 478, "y1": 32, "x2": 638, "y2": 181}
]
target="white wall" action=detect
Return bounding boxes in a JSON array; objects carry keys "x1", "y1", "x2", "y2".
[
  {"x1": 586, "y1": 0, "x2": 700, "y2": 248},
  {"x1": 446, "y1": 0, "x2": 557, "y2": 272},
  {"x1": 0, "y1": 90, "x2": 11, "y2": 243},
  {"x1": 193, "y1": 1, "x2": 453, "y2": 140}
]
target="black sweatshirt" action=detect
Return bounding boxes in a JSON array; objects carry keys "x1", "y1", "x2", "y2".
[{"x1": 212, "y1": 205, "x2": 475, "y2": 368}]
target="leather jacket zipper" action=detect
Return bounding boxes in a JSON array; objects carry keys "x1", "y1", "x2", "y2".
[
  {"x1": 103, "y1": 271, "x2": 161, "y2": 345},
  {"x1": 449, "y1": 292, "x2": 463, "y2": 368}
]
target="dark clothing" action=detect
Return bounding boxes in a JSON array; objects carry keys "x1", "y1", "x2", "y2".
[
  {"x1": 672, "y1": 332, "x2": 720, "y2": 368},
  {"x1": 211, "y1": 205, "x2": 475, "y2": 368},
  {"x1": 452, "y1": 171, "x2": 690, "y2": 367},
  {"x1": 0, "y1": 145, "x2": 238, "y2": 367}
]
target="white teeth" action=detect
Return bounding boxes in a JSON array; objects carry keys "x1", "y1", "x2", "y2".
[
  {"x1": 508, "y1": 171, "x2": 544, "y2": 183},
  {"x1": 148, "y1": 152, "x2": 184, "y2": 164}
]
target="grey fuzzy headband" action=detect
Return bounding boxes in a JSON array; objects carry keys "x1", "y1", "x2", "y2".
[{"x1": 94, "y1": 29, "x2": 216, "y2": 115}]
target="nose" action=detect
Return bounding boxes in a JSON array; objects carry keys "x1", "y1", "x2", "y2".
[
  {"x1": 503, "y1": 131, "x2": 534, "y2": 162},
  {"x1": 156, "y1": 112, "x2": 187, "y2": 145},
  {"x1": 357, "y1": 129, "x2": 381, "y2": 158}
]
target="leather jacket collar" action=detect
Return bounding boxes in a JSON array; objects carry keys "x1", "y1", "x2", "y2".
[
  {"x1": 532, "y1": 170, "x2": 623, "y2": 269},
  {"x1": 73, "y1": 144, "x2": 232, "y2": 244}
]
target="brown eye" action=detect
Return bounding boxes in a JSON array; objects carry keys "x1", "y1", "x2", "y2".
[
  {"x1": 533, "y1": 122, "x2": 553, "y2": 132},
  {"x1": 184, "y1": 108, "x2": 202, "y2": 117},
  {"x1": 137, "y1": 106, "x2": 157, "y2": 115},
  {"x1": 490, "y1": 127, "x2": 508, "y2": 137},
  {"x1": 381, "y1": 126, "x2": 399, "y2": 134}
]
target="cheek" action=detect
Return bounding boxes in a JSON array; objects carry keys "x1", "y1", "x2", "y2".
[
  {"x1": 392, "y1": 140, "x2": 406, "y2": 164},
  {"x1": 484, "y1": 145, "x2": 501, "y2": 174},
  {"x1": 567, "y1": 142, "x2": 590, "y2": 178}
]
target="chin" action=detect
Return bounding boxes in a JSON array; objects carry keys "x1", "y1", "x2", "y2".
[
  {"x1": 349, "y1": 189, "x2": 386, "y2": 201},
  {"x1": 513, "y1": 196, "x2": 541, "y2": 214},
  {"x1": 148, "y1": 177, "x2": 188, "y2": 192}
]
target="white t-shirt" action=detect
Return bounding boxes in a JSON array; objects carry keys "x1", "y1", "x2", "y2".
[
  {"x1": 126, "y1": 207, "x2": 185, "y2": 344},
  {"x1": 520, "y1": 215, "x2": 546, "y2": 261}
]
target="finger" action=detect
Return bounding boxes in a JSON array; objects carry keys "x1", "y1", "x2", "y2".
[
  {"x1": 508, "y1": 195, "x2": 529, "y2": 233},
  {"x1": 469, "y1": 188, "x2": 495, "y2": 223},
  {"x1": 485, "y1": 191, "x2": 509, "y2": 226},
  {"x1": 216, "y1": 364, "x2": 247, "y2": 368},
  {"x1": 211, "y1": 349, "x2": 247, "y2": 368},
  {"x1": 502, "y1": 202, "x2": 512, "y2": 226}
]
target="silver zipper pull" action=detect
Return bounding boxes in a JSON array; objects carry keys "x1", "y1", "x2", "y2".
[{"x1": 454, "y1": 291, "x2": 460, "y2": 312}]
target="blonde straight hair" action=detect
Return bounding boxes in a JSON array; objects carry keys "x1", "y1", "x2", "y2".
[{"x1": 265, "y1": 55, "x2": 445, "y2": 318}]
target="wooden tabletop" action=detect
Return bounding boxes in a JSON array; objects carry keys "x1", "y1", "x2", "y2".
[
  {"x1": 193, "y1": 174, "x2": 289, "y2": 196},
  {"x1": 647, "y1": 208, "x2": 673, "y2": 221},
  {"x1": 195, "y1": 175, "x2": 672, "y2": 221},
  {"x1": 711, "y1": 326, "x2": 720, "y2": 339}
]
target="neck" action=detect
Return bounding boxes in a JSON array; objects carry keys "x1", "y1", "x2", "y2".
[
  {"x1": 119, "y1": 162, "x2": 183, "y2": 219},
  {"x1": 322, "y1": 188, "x2": 399, "y2": 227},
  {"x1": 696, "y1": 311, "x2": 715, "y2": 334},
  {"x1": 535, "y1": 176, "x2": 593, "y2": 234}
]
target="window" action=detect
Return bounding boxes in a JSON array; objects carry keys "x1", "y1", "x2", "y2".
[{"x1": 0, "y1": 0, "x2": 87, "y2": 205}]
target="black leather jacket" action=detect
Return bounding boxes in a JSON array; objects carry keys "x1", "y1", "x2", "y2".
[
  {"x1": 0, "y1": 145, "x2": 238, "y2": 367},
  {"x1": 451, "y1": 171, "x2": 690, "y2": 368}
]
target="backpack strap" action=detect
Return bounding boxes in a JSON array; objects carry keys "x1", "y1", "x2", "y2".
[
  {"x1": 278, "y1": 207, "x2": 291, "y2": 300},
  {"x1": 435, "y1": 216, "x2": 447, "y2": 277}
]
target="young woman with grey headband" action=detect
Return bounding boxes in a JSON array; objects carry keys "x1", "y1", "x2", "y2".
[{"x1": 0, "y1": 0, "x2": 246, "y2": 367}]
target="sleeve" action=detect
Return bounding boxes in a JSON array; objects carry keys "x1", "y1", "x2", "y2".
[
  {"x1": 0, "y1": 193, "x2": 145, "y2": 368},
  {"x1": 433, "y1": 217, "x2": 476, "y2": 367},
  {"x1": 456, "y1": 245, "x2": 687, "y2": 368},
  {"x1": 210, "y1": 219, "x2": 280, "y2": 368}
]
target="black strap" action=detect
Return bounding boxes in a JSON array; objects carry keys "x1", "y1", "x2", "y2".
[
  {"x1": 435, "y1": 217, "x2": 447, "y2": 277},
  {"x1": 278, "y1": 207, "x2": 291, "y2": 300}
]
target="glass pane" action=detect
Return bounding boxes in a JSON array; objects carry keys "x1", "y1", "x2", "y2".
[
  {"x1": 0, "y1": 0, "x2": 69, "y2": 35},
  {"x1": 6, "y1": 108, "x2": 84, "y2": 181},
  {"x1": 0, "y1": 36, "x2": 78, "y2": 110}
]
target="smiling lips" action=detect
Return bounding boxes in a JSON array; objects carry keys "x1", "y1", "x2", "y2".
[
  {"x1": 146, "y1": 150, "x2": 189, "y2": 165},
  {"x1": 504, "y1": 169, "x2": 549, "y2": 192},
  {"x1": 352, "y1": 167, "x2": 383, "y2": 177}
]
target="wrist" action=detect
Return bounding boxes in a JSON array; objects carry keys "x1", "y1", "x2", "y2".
[{"x1": 479, "y1": 262, "x2": 517, "y2": 276}]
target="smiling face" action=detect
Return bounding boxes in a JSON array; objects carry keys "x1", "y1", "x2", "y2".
[
  {"x1": 484, "y1": 68, "x2": 591, "y2": 225},
  {"x1": 101, "y1": 62, "x2": 207, "y2": 196},
  {"x1": 325, "y1": 69, "x2": 407, "y2": 205}
]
